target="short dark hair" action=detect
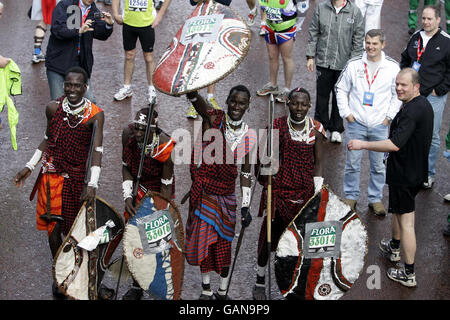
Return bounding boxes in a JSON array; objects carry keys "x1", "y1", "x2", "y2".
[
  {"x1": 288, "y1": 86, "x2": 311, "y2": 102},
  {"x1": 423, "y1": 4, "x2": 441, "y2": 18},
  {"x1": 366, "y1": 29, "x2": 385, "y2": 43},
  {"x1": 228, "y1": 85, "x2": 251, "y2": 101},
  {"x1": 65, "y1": 66, "x2": 88, "y2": 84}
]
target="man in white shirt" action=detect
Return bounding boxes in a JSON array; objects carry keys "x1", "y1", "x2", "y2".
[{"x1": 335, "y1": 29, "x2": 401, "y2": 215}]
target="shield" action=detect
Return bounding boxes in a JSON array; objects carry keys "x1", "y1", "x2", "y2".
[
  {"x1": 123, "y1": 191, "x2": 185, "y2": 300},
  {"x1": 275, "y1": 186, "x2": 368, "y2": 300},
  {"x1": 152, "y1": 0, "x2": 251, "y2": 96},
  {"x1": 52, "y1": 197, "x2": 124, "y2": 300}
]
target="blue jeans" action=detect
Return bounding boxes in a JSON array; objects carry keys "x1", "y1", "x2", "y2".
[
  {"x1": 426, "y1": 93, "x2": 447, "y2": 177},
  {"x1": 344, "y1": 121, "x2": 389, "y2": 203},
  {"x1": 46, "y1": 70, "x2": 96, "y2": 103}
]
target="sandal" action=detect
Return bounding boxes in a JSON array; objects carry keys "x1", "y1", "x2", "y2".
[
  {"x1": 98, "y1": 284, "x2": 115, "y2": 300},
  {"x1": 52, "y1": 282, "x2": 66, "y2": 299},
  {"x1": 122, "y1": 286, "x2": 143, "y2": 300},
  {"x1": 213, "y1": 291, "x2": 231, "y2": 300},
  {"x1": 252, "y1": 285, "x2": 266, "y2": 300}
]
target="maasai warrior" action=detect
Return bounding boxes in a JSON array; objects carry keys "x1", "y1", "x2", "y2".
[
  {"x1": 185, "y1": 86, "x2": 256, "y2": 300},
  {"x1": 253, "y1": 87, "x2": 326, "y2": 300},
  {"x1": 14, "y1": 66, "x2": 107, "y2": 298},
  {"x1": 120, "y1": 107, "x2": 175, "y2": 300}
]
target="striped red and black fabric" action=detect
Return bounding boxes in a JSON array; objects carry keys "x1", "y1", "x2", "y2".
[
  {"x1": 189, "y1": 110, "x2": 238, "y2": 210},
  {"x1": 44, "y1": 98, "x2": 101, "y2": 235},
  {"x1": 185, "y1": 193, "x2": 236, "y2": 274},
  {"x1": 123, "y1": 131, "x2": 166, "y2": 193},
  {"x1": 256, "y1": 116, "x2": 320, "y2": 259}
]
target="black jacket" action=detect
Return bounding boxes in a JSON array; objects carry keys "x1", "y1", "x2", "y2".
[
  {"x1": 45, "y1": 0, "x2": 113, "y2": 78},
  {"x1": 400, "y1": 28, "x2": 450, "y2": 97}
]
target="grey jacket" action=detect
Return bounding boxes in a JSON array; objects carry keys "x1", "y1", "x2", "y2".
[{"x1": 306, "y1": 0, "x2": 365, "y2": 71}]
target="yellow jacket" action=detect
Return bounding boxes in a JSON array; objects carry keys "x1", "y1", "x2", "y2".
[{"x1": 0, "y1": 59, "x2": 21, "y2": 150}]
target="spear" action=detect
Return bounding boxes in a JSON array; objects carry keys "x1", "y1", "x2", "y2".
[
  {"x1": 266, "y1": 94, "x2": 275, "y2": 300},
  {"x1": 114, "y1": 102, "x2": 156, "y2": 299}
]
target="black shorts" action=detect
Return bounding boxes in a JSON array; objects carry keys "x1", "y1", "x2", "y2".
[
  {"x1": 123, "y1": 23, "x2": 155, "y2": 52},
  {"x1": 388, "y1": 184, "x2": 422, "y2": 214}
]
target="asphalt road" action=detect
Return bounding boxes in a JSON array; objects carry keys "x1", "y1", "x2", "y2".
[{"x1": 0, "y1": 0, "x2": 448, "y2": 302}]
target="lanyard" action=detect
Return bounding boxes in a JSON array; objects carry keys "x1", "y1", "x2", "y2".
[
  {"x1": 363, "y1": 63, "x2": 380, "y2": 91},
  {"x1": 416, "y1": 38, "x2": 426, "y2": 62},
  {"x1": 79, "y1": 2, "x2": 91, "y2": 25}
]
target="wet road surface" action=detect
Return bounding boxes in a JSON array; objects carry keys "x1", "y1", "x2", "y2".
[{"x1": 0, "y1": 0, "x2": 448, "y2": 302}]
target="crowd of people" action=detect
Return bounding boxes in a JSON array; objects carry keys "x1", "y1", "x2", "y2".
[{"x1": 1, "y1": 0, "x2": 448, "y2": 300}]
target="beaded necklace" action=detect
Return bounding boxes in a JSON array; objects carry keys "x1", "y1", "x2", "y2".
[
  {"x1": 225, "y1": 114, "x2": 247, "y2": 150},
  {"x1": 62, "y1": 97, "x2": 92, "y2": 128},
  {"x1": 137, "y1": 132, "x2": 159, "y2": 157},
  {"x1": 288, "y1": 114, "x2": 310, "y2": 142}
]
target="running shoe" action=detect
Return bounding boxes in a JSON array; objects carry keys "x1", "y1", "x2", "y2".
[
  {"x1": 387, "y1": 266, "x2": 417, "y2": 288},
  {"x1": 247, "y1": 6, "x2": 257, "y2": 26},
  {"x1": 207, "y1": 97, "x2": 222, "y2": 110},
  {"x1": 186, "y1": 105, "x2": 198, "y2": 119},
  {"x1": 379, "y1": 238, "x2": 401, "y2": 262},
  {"x1": 275, "y1": 88, "x2": 290, "y2": 103},
  {"x1": 148, "y1": 87, "x2": 157, "y2": 105},
  {"x1": 114, "y1": 86, "x2": 133, "y2": 101},
  {"x1": 256, "y1": 83, "x2": 278, "y2": 96},
  {"x1": 259, "y1": 24, "x2": 266, "y2": 36},
  {"x1": 32, "y1": 53, "x2": 45, "y2": 64}
]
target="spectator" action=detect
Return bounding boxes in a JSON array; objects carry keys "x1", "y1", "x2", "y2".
[
  {"x1": 348, "y1": 68, "x2": 434, "y2": 287},
  {"x1": 30, "y1": 0, "x2": 62, "y2": 64},
  {"x1": 336, "y1": 29, "x2": 401, "y2": 215},
  {"x1": 112, "y1": 0, "x2": 172, "y2": 105},
  {"x1": 400, "y1": 4, "x2": 450, "y2": 189},
  {"x1": 256, "y1": 0, "x2": 298, "y2": 104},
  {"x1": 408, "y1": 0, "x2": 437, "y2": 35},
  {"x1": 306, "y1": 0, "x2": 364, "y2": 143},
  {"x1": 354, "y1": 0, "x2": 384, "y2": 34},
  {"x1": 45, "y1": 0, "x2": 114, "y2": 103}
]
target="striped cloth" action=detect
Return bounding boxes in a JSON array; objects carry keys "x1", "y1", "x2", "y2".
[
  {"x1": 185, "y1": 193, "x2": 237, "y2": 274},
  {"x1": 39, "y1": 96, "x2": 102, "y2": 235},
  {"x1": 256, "y1": 116, "x2": 326, "y2": 264}
]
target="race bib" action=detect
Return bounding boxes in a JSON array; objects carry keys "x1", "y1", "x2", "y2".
[
  {"x1": 144, "y1": 212, "x2": 172, "y2": 245},
  {"x1": 128, "y1": 0, "x2": 148, "y2": 12},
  {"x1": 304, "y1": 221, "x2": 343, "y2": 258},
  {"x1": 363, "y1": 91, "x2": 374, "y2": 107},
  {"x1": 137, "y1": 208, "x2": 174, "y2": 254},
  {"x1": 412, "y1": 61, "x2": 421, "y2": 72},
  {"x1": 265, "y1": 7, "x2": 283, "y2": 23}
]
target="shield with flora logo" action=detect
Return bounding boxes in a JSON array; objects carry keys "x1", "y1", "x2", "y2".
[
  {"x1": 275, "y1": 186, "x2": 368, "y2": 300},
  {"x1": 153, "y1": 0, "x2": 251, "y2": 96},
  {"x1": 123, "y1": 191, "x2": 184, "y2": 300}
]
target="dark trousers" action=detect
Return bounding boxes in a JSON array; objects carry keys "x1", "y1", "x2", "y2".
[{"x1": 314, "y1": 66, "x2": 344, "y2": 133}]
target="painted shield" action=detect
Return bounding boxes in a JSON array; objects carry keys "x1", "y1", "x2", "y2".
[
  {"x1": 123, "y1": 191, "x2": 185, "y2": 300},
  {"x1": 52, "y1": 197, "x2": 124, "y2": 300},
  {"x1": 153, "y1": 0, "x2": 251, "y2": 96},
  {"x1": 275, "y1": 186, "x2": 368, "y2": 300}
]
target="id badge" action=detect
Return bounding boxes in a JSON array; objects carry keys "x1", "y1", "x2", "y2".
[
  {"x1": 363, "y1": 91, "x2": 374, "y2": 107},
  {"x1": 412, "y1": 61, "x2": 421, "y2": 72}
]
